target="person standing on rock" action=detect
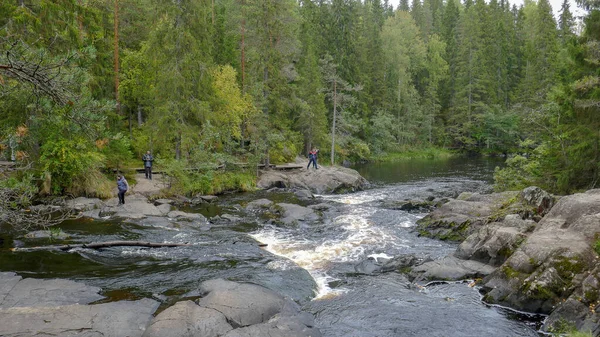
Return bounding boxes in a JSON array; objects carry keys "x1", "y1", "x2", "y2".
[
  {"x1": 307, "y1": 148, "x2": 319, "y2": 170},
  {"x1": 142, "y1": 150, "x2": 154, "y2": 180},
  {"x1": 117, "y1": 174, "x2": 129, "y2": 205}
]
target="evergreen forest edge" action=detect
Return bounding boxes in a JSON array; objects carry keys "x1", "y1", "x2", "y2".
[{"x1": 1, "y1": 0, "x2": 599, "y2": 200}]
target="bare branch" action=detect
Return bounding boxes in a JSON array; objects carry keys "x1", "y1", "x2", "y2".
[{"x1": 12, "y1": 241, "x2": 193, "y2": 252}]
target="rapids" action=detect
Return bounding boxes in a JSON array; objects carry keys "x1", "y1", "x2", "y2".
[{"x1": 0, "y1": 157, "x2": 545, "y2": 336}]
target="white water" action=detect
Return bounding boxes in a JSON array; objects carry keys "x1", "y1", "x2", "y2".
[{"x1": 251, "y1": 190, "x2": 422, "y2": 299}]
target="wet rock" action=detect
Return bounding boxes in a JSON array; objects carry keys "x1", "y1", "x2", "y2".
[
  {"x1": 354, "y1": 257, "x2": 382, "y2": 275},
  {"x1": 246, "y1": 199, "x2": 274, "y2": 210},
  {"x1": 275, "y1": 203, "x2": 319, "y2": 225},
  {"x1": 307, "y1": 203, "x2": 335, "y2": 211},
  {"x1": 0, "y1": 298, "x2": 159, "y2": 337},
  {"x1": 380, "y1": 254, "x2": 432, "y2": 273},
  {"x1": 257, "y1": 166, "x2": 368, "y2": 194},
  {"x1": 142, "y1": 300, "x2": 233, "y2": 337},
  {"x1": 167, "y1": 210, "x2": 207, "y2": 221},
  {"x1": 381, "y1": 200, "x2": 435, "y2": 213},
  {"x1": 410, "y1": 256, "x2": 496, "y2": 281},
  {"x1": 0, "y1": 277, "x2": 104, "y2": 308},
  {"x1": 221, "y1": 214, "x2": 242, "y2": 222},
  {"x1": 198, "y1": 195, "x2": 219, "y2": 202},
  {"x1": 294, "y1": 189, "x2": 314, "y2": 199}
]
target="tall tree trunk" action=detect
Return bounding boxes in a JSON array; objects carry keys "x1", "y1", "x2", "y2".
[
  {"x1": 114, "y1": 0, "x2": 121, "y2": 115},
  {"x1": 241, "y1": 3, "x2": 246, "y2": 93},
  {"x1": 137, "y1": 105, "x2": 143, "y2": 125},
  {"x1": 331, "y1": 79, "x2": 337, "y2": 166}
]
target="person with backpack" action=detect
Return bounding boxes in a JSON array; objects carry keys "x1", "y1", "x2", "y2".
[
  {"x1": 307, "y1": 148, "x2": 319, "y2": 170},
  {"x1": 142, "y1": 150, "x2": 154, "y2": 180},
  {"x1": 117, "y1": 174, "x2": 129, "y2": 205}
]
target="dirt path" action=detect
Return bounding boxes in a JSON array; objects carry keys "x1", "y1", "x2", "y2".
[{"x1": 131, "y1": 173, "x2": 167, "y2": 196}]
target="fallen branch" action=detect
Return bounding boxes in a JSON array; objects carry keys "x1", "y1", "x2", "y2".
[{"x1": 11, "y1": 240, "x2": 192, "y2": 252}]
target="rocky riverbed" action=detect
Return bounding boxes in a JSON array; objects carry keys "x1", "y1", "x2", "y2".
[{"x1": 3, "y1": 162, "x2": 600, "y2": 336}]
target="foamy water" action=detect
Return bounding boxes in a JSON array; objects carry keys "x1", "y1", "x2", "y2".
[{"x1": 251, "y1": 193, "x2": 413, "y2": 299}]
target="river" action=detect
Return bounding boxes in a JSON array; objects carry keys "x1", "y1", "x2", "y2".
[{"x1": 0, "y1": 157, "x2": 545, "y2": 336}]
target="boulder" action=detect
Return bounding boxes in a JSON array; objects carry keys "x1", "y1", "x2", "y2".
[
  {"x1": 415, "y1": 190, "x2": 527, "y2": 242},
  {"x1": 454, "y1": 215, "x2": 533, "y2": 267},
  {"x1": 156, "y1": 203, "x2": 172, "y2": 215},
  {"x1": 167, "y1": 210, "x2": 207, "y2": 221},
  {"x1": 274, "y1": 203, "x2": 319, "y2": 225},
  {"x1": 0, "y1": 298, "x2": 159, "y2": 337},
  {"x1": 294, "y1": 189, "x2": 314, "y2": 199},
  {"x1": 142, "y1": 301, "x2": 233, "y2": 337},
  {"x1": 481, "y1": 189, "x2": 600, "y2": 317},
  {"x1": 246, "y1": 199, "x2": 274, "y2": 210},
  {"x1": 409, "y1": 256, "x2": 496, "y2": 281},
  {"x1": 196, "y1": 279, "x2": 321, "y2": 336},
  {"x1": 197, "y1": 279, "x2": 287, "y2": 327},
  {"x1": 257, "y1": 166, "x2": 368, "y2": 194},
  {"x1": 153, "y1": 199, "x2": 173, "y2": 205}
]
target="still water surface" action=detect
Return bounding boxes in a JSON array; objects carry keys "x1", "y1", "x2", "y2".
[{"x1": 0, "y1": 156, "x2": 544, "y2": 336}]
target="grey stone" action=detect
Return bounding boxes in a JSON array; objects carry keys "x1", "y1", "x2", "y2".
[
  {"x1": 65, "y1": 197, "x2": 104, "y2": 212},
  {"x1": 0, "y1": 298, "x2": 159, "y2": 337},
  {"x1": 410, "y1": 256, "x2": 496, "y2": 281},
  {"x1": 275, "y1": 203, "x2": 319, "y2": 225},
  {"x1": 197, "y1": 279, "x2": 286, "y2": 327},
  {"x1": 153, "y1": 199, "x2": 173, "y2": 205},
  {"x1": 0, "y1": 278, "x2": 104, "y2": 309},
  {"x1": 246, "y1": 199, "x2": 274, "y2": 210},
  {"x1": 167, "y1": 211, "x2": 207, "y2": 221},
  {"x1": 156, "y1": 203, "x2": 172, "y2": 215},
  {"x1": 257, "y1": 166, "x2": 367, "y2": 194},
  {"x1": 142, "y1": 301, "x2": 233, "y2": 337},
  {"x1": 294, "y1": 189, "x2": 314, "y2": 199},
  {"x1": 199, "y1": 195, "x2": 219, "y2": 202}
]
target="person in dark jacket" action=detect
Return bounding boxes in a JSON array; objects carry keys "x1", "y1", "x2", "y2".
[
  {"x1": 117, "y1": 174, "x2": 129, "y2": 205},
  {"x1": 142, "y1": 151, "x2": 154, "y2": 179},
  {"x1": 307, "y1": 148, "x2": 319, "y2": 169}
]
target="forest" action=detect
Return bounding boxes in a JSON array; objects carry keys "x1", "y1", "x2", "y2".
[{"x1": 0, "y1": 0, "x2": 599, "y2": 198}]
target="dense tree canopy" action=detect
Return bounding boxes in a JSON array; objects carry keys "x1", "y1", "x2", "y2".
[{"x1": 0, "y1": 0, "x2": 598, "y2": 195}]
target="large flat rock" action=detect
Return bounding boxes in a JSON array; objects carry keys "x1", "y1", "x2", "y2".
[
  {"x1": 0, "y1": 276, "x2": 104, "y2": 309},
  {"x1": 142, "y1": 300, "x2": 233, "y2": 337},
  {"x1": 0, "y1": 298, "x2": 159, "y2": 337}
]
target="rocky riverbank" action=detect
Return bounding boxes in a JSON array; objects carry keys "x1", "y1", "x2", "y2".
[
  {"x1": 0, "y1": 272, "x2": 320, "y2": 337},
  {"x1": 1, "y1": 166, "x2": 365, "y2": 336},
  {"x1": 407, "y1": 187, "x2": 600, "y2": 335}
]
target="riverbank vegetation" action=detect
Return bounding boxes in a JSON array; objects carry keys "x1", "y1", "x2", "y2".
[{"x1": 0, "y1": 0, "x2": 598, "y2": 197}]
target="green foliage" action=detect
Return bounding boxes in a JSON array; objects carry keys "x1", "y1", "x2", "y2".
[
  {"x1": 593, "y1": 238, "x2": 600, "y2": 256},
  {"x1": 39, "y1": 138, "x2": 104, "y2": 194},
  {"x1": 493, "y1": 155, "x2": 540, "y2": 192}
]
